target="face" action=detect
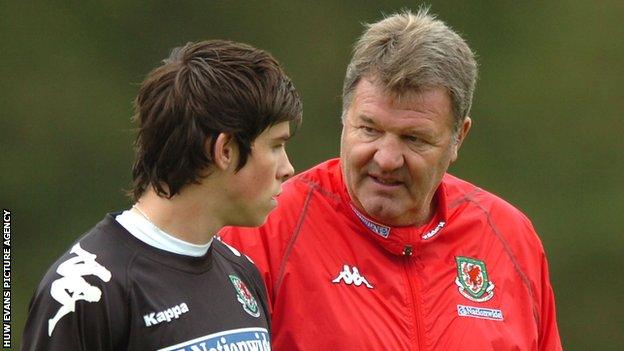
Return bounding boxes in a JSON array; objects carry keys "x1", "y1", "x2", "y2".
[
  {"x1": 226, "y1": 121, "x2": 295, "y2": 227},
  {"x1": 340, "y1": 79, "x2": 470, "y2": 226}
]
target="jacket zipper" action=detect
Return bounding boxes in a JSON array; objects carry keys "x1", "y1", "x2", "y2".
[{"x1": 404, "y1": 254, "x2": 425, "y2": 350}]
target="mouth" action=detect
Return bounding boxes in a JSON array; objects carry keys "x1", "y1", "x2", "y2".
[
  {"x1": 369, "y1": 174, "x2": 403, "y2": 187},
  {"x1": 269, "y1": 196, "x2": 278, "y2": 208}
]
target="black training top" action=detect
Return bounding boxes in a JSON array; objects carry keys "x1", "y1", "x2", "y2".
[{"x1": 22, "y1": 214, "x2": 271, "y2": 351}]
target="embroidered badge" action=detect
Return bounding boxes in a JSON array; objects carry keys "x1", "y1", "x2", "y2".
[
  {"x1": 229, "y1": 275, "x2": 260, "y2": 317},
  {"x1": 350, "y1": 205, "x2": 390, "y2": 238},
  {"x1": 457, "y1": 304, "x2": 503, "y2": 321},
  {"x1": 421, "y1": 221, "x2": 445, "y2": 240},
  {"x1": 455, "y1": 256, "x2": 495, "y2": 302}
]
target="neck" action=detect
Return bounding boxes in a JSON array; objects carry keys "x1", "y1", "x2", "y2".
[{"x1": 134, "y1": 186, "x2": 223, "y2": 245}]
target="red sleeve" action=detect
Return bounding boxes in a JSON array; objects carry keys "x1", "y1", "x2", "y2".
[
  {"x1": 538, "y1": 251, "x2": 563, "y2": 351},
  {"x1": 491, "y1": 201, "x2": 563, "y2": 350}
]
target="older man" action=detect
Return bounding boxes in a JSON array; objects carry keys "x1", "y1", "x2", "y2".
[{"x1": 221, "y1": 9, "x2": 562, "y2": 350}]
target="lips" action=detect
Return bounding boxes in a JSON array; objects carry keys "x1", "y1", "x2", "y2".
[
  {"x1": 271, "y1": 190, "x2": 282, "y2": 201},
  {"x1": 369, "y1": 174, "x2": 403, "y2": 186}
]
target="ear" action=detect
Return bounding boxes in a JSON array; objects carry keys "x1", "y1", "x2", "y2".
[
  {"x1": 211, "y1": 133, "x2": 237, "y2": 171},
  {"x1": 450, "y1": 117, "x2": 472, "y2": 162}
]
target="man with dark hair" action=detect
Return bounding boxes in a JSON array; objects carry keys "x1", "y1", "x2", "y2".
[
  {"x1": 220, "y1": 9, "x2": 562, "y2": 350},
  {"x1": 22, "y1": 39, "x2": 302, "y2": 350}
]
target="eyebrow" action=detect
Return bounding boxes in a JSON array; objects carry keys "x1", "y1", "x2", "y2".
[
  {"x1": 272, "y1": 131, "x2": 292, "y2": 141},
  {"x1": 359, "y1": 115, "x2": 378, "y2": 126},
  {"x1": 359, "y1": 114, "x2": 436, "y2": 137}
]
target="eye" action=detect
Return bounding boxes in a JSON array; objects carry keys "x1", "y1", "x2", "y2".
[
  {"x1": 359, "y1": 126, "x2": 379, "y2": 136},
  {"x1": 403, "y1": 135, "x2": 420, "y2": 143}
]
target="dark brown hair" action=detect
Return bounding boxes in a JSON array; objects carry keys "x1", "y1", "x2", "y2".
[{"x1": 130, "y1": 39, "x2": 302, "y2": 200}]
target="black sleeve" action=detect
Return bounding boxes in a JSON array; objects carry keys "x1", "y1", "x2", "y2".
[{"x1": 21, "y1": 243, "x2": 129, "y2": 351}]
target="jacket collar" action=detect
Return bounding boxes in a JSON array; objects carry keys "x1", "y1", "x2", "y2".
[{"x1": 334, "y1": 160, "x2": 449, "y2": 256}]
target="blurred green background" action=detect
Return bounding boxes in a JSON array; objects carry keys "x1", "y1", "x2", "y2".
[{"x1": 2, "y1": 1, "x2": 623, "y2": 349}]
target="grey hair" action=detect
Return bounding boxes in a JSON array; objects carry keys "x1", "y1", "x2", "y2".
[{"x1": 341, "y1": 8, "x2": 477, "y2": 130}]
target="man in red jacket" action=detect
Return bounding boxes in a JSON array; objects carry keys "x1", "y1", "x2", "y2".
[{"x1": 220, "y1": 9, "x2": 562, "y2": 350}]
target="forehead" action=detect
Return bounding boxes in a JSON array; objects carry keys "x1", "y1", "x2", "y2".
[
  {"x1": 349, "y1": 79, "x2": 453, "y2": 129},
  {"x1": 257, "y1": 120, "x2": 291, "y2": 140}
]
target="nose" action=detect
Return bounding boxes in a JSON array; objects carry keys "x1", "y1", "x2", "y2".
[
  {"x1": 278, "y1": 150, "x2": 295, "y2": 181},
  {"x1": 373, "y1": 136, "x2": 404, "y2": 171}
]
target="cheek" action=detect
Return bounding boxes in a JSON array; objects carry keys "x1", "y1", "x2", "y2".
[
  {"x1": 250, "y1": 165, "x2": 273, "y2": 188},
  {"x1": 234, "y1": 163, "x2": 272, "y2": 198},
  {"x1": 406, "y1": 152, "x2": 450, "y2": 187},
  {"x1": 253, "y1": 158, "x2": 279, "y2": 189},
  {"x1": 344, "y1": 142, "x2": 374, "y2": 170},
  {"x1": 435, "y1": 147, "x2": 455, "y2": 173},
  {"x1": 405, "y1": 155, "x2": 435, "y2": 182},
  {"x1": 235, "y1": 176, "x2": 270, "y2": 205}
]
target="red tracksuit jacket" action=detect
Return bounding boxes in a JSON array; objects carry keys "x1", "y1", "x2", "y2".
[{"x1": 220, "y1": 158, "x2": 562, "y2": 350}]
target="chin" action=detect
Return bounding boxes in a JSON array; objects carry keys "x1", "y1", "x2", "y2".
[
  {"x1": 248, "y1": 211, "x2": 272, "y2": 227},
  {"x1": 362, "y1": 200, "x2": 402, "y2": 223},
  {"x1": 226, "y1": 212, "x2": 262, "y2": 228}
]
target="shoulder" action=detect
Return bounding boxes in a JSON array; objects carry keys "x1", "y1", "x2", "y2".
[
  {"x1": 212, "y1": 239, "x2": 266, "y2": 288},
  {"x1": 292, "y1": 158, "x2": 343, "y2": 195},
  {"x1": 274, "y1": 158, "x2": 343, "y2": 218},
  {"x1": 212, "y1": 239, "x2": 258, "y2": 269},
  {"x1": 443, "y1": 175, "x2": 551, "y2": 298},
  {"x1": 212, "y1": 239, "x2": 266, "y2": 298},
  {"x1": 42, "y1": 215, "x2": 135, "y2": 289},
  {"x1": 444, "y1": 174, "x2": 532, "y2": 223},
  {"x1": 24, "y1": 215, "x2": 133, "y2": 346},
  {"x1": 32, "y1": 215, "x2": 136, "y2": 313},
  {"x1": 444, "y1": 174, "x2": 544, "y2": 251}
]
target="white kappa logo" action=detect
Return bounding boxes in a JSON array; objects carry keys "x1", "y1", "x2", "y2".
[
  {"x1": 331, "y1": 264, "x2": 373, "y2": 289},
  {"x1": 143, "y1": 302, "x2": 190, "y2": 327},
  {"x1": 48, "y1": 243, "x2": 112, "y2": 336}
]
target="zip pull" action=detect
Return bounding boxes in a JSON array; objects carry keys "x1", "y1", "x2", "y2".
[{"x1": 403, "y1": 245, "x2": 413, "y2": 256}]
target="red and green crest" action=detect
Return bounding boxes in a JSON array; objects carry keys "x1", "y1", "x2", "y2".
[
  {"x1": 454, "y1": 256, "x2": 495, "y2": 302},
  {"x1": 229, "y1": 275, "x2": 260, "y2": 317}
]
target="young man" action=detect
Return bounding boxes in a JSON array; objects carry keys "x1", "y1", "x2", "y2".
[
  {"x1": 22, "y1": 39, "x2": 302, "y2": 350},
  {"x1": 220, "y1": 10, "x2": 562, "y2": 350}
]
